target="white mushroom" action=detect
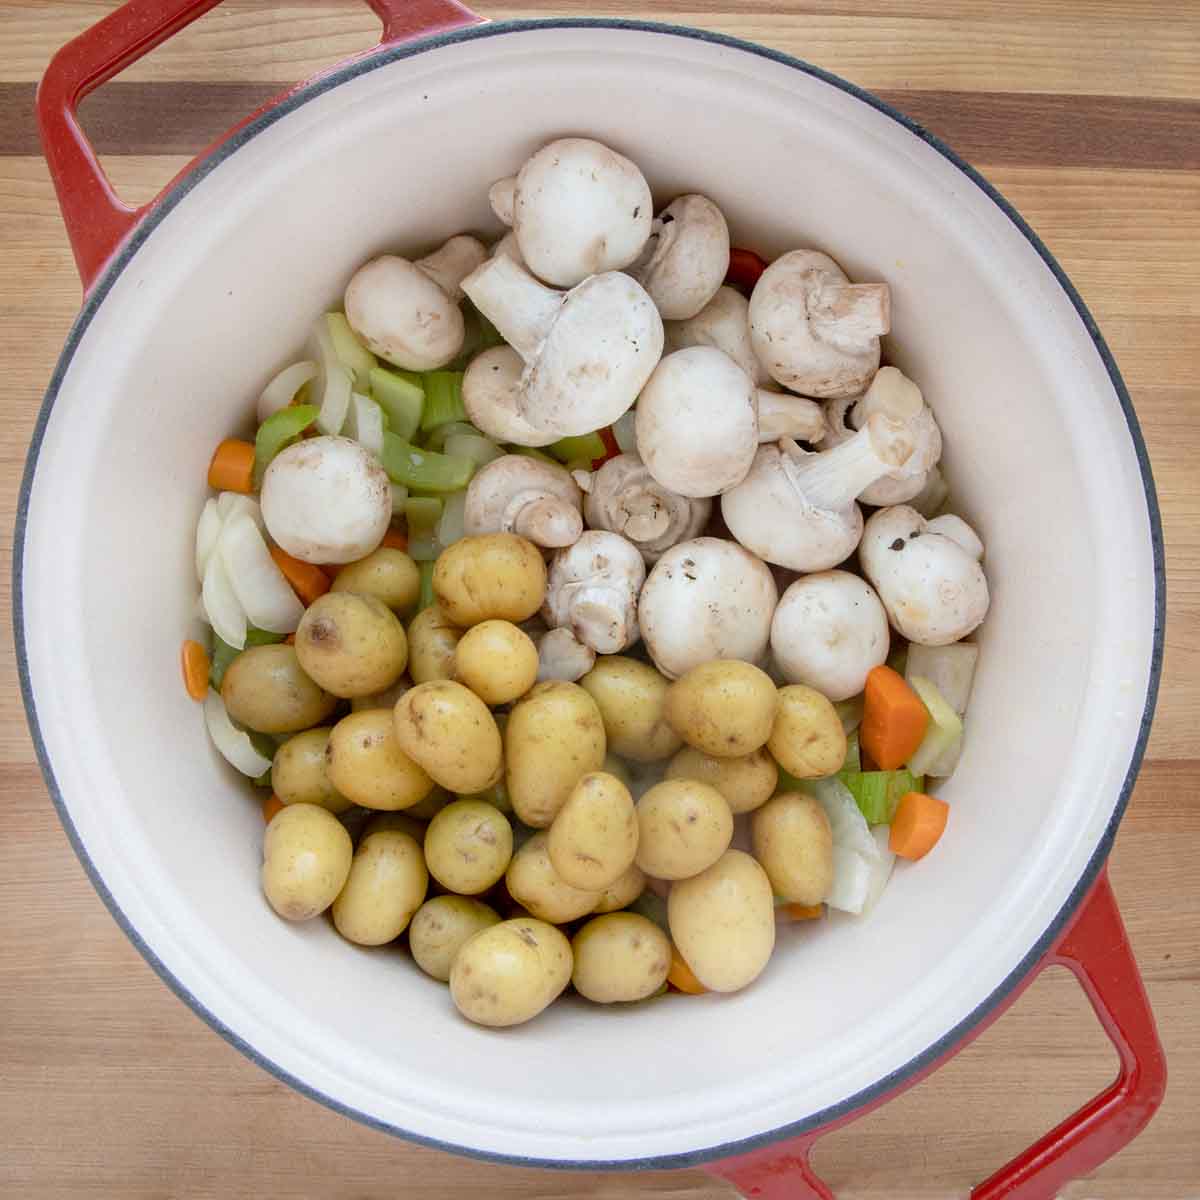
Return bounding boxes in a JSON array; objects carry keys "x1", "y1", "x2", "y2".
[
  {"x1": 464, "y1": 455, "x2": 583, "y2": 549},
  {"x1": 629, "y1": 194, "x2": 731, "y2": 320},
  {"x1": 635, "y1": 347, "x2": 825, "y2": 498},
  {"x1": 462, "y1": 253, "x2": 663, "y2": 437},
  {"x1": 859, "y1": 505, "x2": 990, "y2": 646},
  {"x1": 536, "y1": 627, "x2": 596, "y2": 682},
  {"x1": 720, "y1": 414, "x2": 915, "y2": 572},
  {"x1": 491, "y1": 137, "x2": 653, "y2": 287},
  {"x1": 665, "y1": 285, "x2": 769, "y2": 385},
  {"x1": 925, "y1": 513, "x2": 985, "y2": 561},
  {"x1": 637, "y1": 537, "x2": 778, "y2": 679},
  {"x1": 770, "y1": 571, "x2": 890, "y2": 701},
  {"x1": 344, "y1": 235, "x2": 487, "y2": 371},
  {"x1": 490, "y1": 230, "x2": 526, "y2": 268},
  {"x1": 260, "y1": 436, "x2": 392, "y2": 564},
  {"x1": 543, "y1": 531, "x2": 645, "y2": 654},
  {"x1": 578, "y1": 454, "x2": 711, "y2": 563},
  {"x1": 749, "y1": 249, "x2": 890, "y2": 398},
  {"x1": 461, "y1": 346, "x2": 556, "y2": 448},
  {"x1": 823, "y1": 366, "x2": 943, "y2": 505}
]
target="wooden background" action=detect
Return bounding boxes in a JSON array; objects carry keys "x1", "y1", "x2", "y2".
[{"x1": 1, "y1": 2, "x2": 1197, "y2": 1196}]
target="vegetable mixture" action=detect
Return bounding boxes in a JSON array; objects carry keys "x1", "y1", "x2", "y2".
[{"x1": 186, "y1": 136, "x2": 990, "y2": 1028}]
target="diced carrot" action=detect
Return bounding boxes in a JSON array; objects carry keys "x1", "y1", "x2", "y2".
[
  {"x1": 725, "y1": 247, "x2": 769, "y2": 292},
  {"x1": 667, "y1": 945, "x2": 707, "y2": 995},
  {"x1": 860, "y1": 665, "x2": 930, "y2": 770},
  {"x1": 380, "y1": 529, "x2": 409, "y2": 552},
  {"x1": 262, "y1": 794, "x2": 285, "y2": 824},
  {"x1": 781, "y1": 903, "x2": 825, "y2": 921},
  {"x1": 596, "y1": 424, "x2": 622, "y2": 465},
  {"x1": 284, "y1": 633, "x2": 296, "y2": 645},
  {"x1": 890, "y1": 792, "x2": 949, "y2": 860},
  {"x1": 180, "y1": 639, "x2": 210, "y2": 700},
  {"x1": 206, "y1": 438, "x2": 255, "y2": 494},
  {"x1": 269, "y1": 544, "x2": 331, "y2": 606}
]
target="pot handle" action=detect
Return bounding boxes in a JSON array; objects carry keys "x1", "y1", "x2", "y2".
[
  {"x1": 36, "y1": 0, "x2": 483, "y2": 293},
  {"x1": 707, "y1": 868, "x2": 1166, "y2": 1200}
]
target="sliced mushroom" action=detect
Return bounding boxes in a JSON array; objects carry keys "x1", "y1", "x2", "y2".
[
  {"x1": 461, "y1": 346, "x2": 557, "y2": 448},
  {"x1": 465, "y1": 455, "x2": 583, "y2": 549},
  {"x1": 543, "y1": 531, "x2": 645, "y2": 654},
  {"x1": 629, "y1": 194, "x2": 731, "y2": 320},
  {"x1": 536, "y1": 627, "x2": 597, "y2": 682}
]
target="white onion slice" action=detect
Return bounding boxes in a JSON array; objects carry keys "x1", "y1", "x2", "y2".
[
  {"x1": 438, "y1": 490, "x2": 468, "y2": 547},
  {"x1": 203, "y1": 692, "x2": 273, "y2": 777},
  {"x1": 347, "y1": 392, "x2": 384, "y2": 457},
  {"x1": 257, "y1": 360, "x2": 319, "y2": 424},
  {"x1": 215, "y1": 491, "x2": 264, "y2": 531},
  {"x1": 218, "y1": 512, "x2": 304, "y2": 634},
  {"x1": 806, "y1": 776, "x2": 879, "y2": 864},
  {"x1": 861, "y1": 826, "x2": 896, "y2": 915},
  {"x1": 195, "y1": 498, "x2": 222, "y2": 580},
  {"x1": 312, "y1": 317, "x2": 352, "y2": 435},
  {"x1": 826, "y1": 845, "x2": 874, "y2": 915},
  {"x1": 612, "y1": 410, "x2": 638, "y2": 454},
  {"x1": 202, "y1": 551, "x2": 247, "y2": 649}
]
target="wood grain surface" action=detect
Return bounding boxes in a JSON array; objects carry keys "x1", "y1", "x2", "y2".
[{"x1": 1, "y1": 2, "x2": 1197, "y2": 1197}]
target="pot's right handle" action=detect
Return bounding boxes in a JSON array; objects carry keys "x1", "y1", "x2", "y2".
[{"x1": 36, "y1": 0, "x2": 482, "y2": 293}]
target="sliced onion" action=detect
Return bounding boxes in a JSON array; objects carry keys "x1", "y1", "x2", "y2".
[
  {"x1": 257, "y1": 360, "x2": 318, "y2": 424},
  {"x1": 203, "y1": 692, "x2": 273, "y2": 777},
  {"x1": 202, "y1": 550, "x2": 247, "y2": 649},
  {"x1": 861, "y1": 826, "x2": 896, "y2": 916},
  {"x1": 826, "y1": 845, "x2": 874, "y2": 915},
  {"x1": 215, "y1": 491, "x2": 264, "y2": 531},
  {"x1": 612, "y1": 410, "x2": 638, "y2": 454},
  {"x1": 312, "y1": 317, "x2": 352, "y2": 435},
  {"x1": 806, "y1": 776, "x2": 879, "y2": 863},
  {"x1": 195, "y1": 498, "x2": 222, "y2": 581},
  {"x1": 347, "y1": 392, "x2": 384, "y2": 458},
  {"x1": 438, "y1": 490, "x2": 468, "y2": 547},
  {"x1": 218, "y1": 512, "x2": 304, "y2": 634}
]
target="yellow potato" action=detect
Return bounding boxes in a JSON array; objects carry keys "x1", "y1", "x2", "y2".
[
  {"x1": 423, "y1": 799, "x2": 514, "y2": 895},
  {"x1": 326, "y1": 708, "x2": 434, "y2": 811},
  {"x1": 768, "y1": 685, "x2": 848, "y2": 779},
  {"x1": 634, "y1": 779, "x2": 733, "y2": 880},
  {"x1": 665, "y1": 746, "x2": 778, "y2": 815},
  {"x1": 547, "y1": 771, "x2": 638, "y2": 891},
  {"x1": 271, "y1": 727, "x2": 350, "y2": 813},
  {"x1": 332, "y1": 830, "x2": 428, "y2": 945},
  {"x1": 751, "y1": 793, "x2": 834, "y2": 905},
  {"x1": 505, "y1": 832, "x2": 602, "y2": 923},
  {"x1": 454, "y1": 619, "x2": 538, "y2": 705},
  {"x1": 592, "y1": 863, "x2": 647, "y2": 913},
  {"x1": 571, "y1": 913, "x2": 671, "y2": 1004},
  {"x1": 579, "y1": 657, "x2": 682, "y2": 763},
  {"x1": 668, "y1": 850, "x2": 775, "y2": 992},
  {"x1": 433, "y1": 533, "x2": 547, "y2": 626},
  {"x1": 295, "y1": 591, "x2": 408, "y2": 698},
  {"x1": 449, "y1": 917, "x2": 572, "y2": 1027},
  {"x1": 393, "y1": 681, "x2": 503, "y2": 793},
  {"x1": 360, "y1": 810, "x2": 427, "y2": 843},
  {"x1": 664, "y1": 660, "x2": 779, "y2": 758},
  {"x1": 505, "y1": 681, "x2": 607, "y2": 827},
  {"x1": 331, "y1": 547, "x2": 421, "y2": 613},
  {"x1": 409, "y1": 895, "x2": 502, "y2": 982},
  {"x1": 221, "y1": 643, "x2": 336, "y2": 734},
  {"x1": 261, "y1": 803, "x2": 352, "y2": 921},
  {"x1": 407, "y1": 604, "x2": 462, "y2": 684}
]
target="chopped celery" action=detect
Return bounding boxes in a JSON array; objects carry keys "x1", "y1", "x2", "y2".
[
  {"x1": 464, "y1": 779, "x2": 512, "y2": 814},
  {"x1": 628, "y1": 890, "x2": 669, "y2": 932},
  {"x1": 381, "y1": 433, "x2": 475, "y2": 493},
  {"x1": 905, "y1": 642, "x2": 978, "y2": 716},
  {"x1": 417, "y1": 561, "x2": 436, "y2": 612},
  {"x1": 420, "y1": 370, "x2": 467, "y2": 431},
  {"x1": 886, "y1": 640, "x2": 908, "y2": 676},
  {"x1": 405, "y1": 496, "x2": 444, "y2": 561},
  {"x1": 369, "y1": 365, "x2": 424, "y2": 441},
  {"x1": 512, "y1": 445, "x2": 558, "y2": 466},
  {"x1": 834, "y1": 695, "x2": 864, "y2": 735},
  {"x1": 254, "y1": 403, "x2": 319, "y2": 483},
  {"x1": 208, "y1": 626, "x2": 283, "y2": 690},
  {"x1": 841, "y1": 730, "x2": 861, "y2": 773},
  {"x1": 245, "y1": 627, "x2": 286, "y2": 647},
  {"x1": 838, "y1": 768, "x2": 924, "y2": 826},
  {"x1": 547, "y1": 431, "x2": 606, "y2": 464},
  {"x1": 443, "y1": 432, "x2": 503, "y2": 467},
  {"x1": 390, "y1": 482, "x2": 409, "y2": 515},
  {"x1": 424, "y1": 420, "x2": 479, "y2": 452},
  {"x1": 253, "y1": 766, "x2": 274, "y2": 789},
  {"x1": 326, "y1": 312, "x2": 376, "y2": 390},
  {"x1": 907, "y1": 675, "x2": 965, "y2": 777},
  {"x1": 437, "y1": 490, "x2": 468, "y2": 547}
]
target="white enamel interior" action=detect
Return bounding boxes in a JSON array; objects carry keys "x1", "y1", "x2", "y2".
[{"x1": 20, "y1": 25, "x2": 1158, "y2": 1165}]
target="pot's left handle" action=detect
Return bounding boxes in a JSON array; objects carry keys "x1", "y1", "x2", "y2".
[{"x1": 36, "y1": 0, "x2": 483, "y2": 294}]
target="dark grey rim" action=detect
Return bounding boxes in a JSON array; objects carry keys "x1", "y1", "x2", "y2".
[{"x1": 14, "y1": 17, "x2": 1165, "y2": 1173}]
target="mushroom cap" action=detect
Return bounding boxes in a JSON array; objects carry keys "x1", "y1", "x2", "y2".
[
  {"x1": 638, "y1": 537, "x2": 777, "y2": 679},
  {"x1": 490, "y1": 230, "x2": 526, "y2": 269},
  {"x1": 632, "y1": 194, "x2": 731, "y2": 321},
  {"x1": 462, "y1": 346, "x2": 557, "y2": 447},
  {"x1": 344, "y1": 255, "x2": 465, "y2": 372},
  {"x1": 635, "y1": 346, "x2": 758, "y2": 498},
  {"x1": 464, "y1": 455, "x2": 583, "y2": 548},
  {"x1": 859, "y1": 505, "x2": 990, "y2": 646},
  {"x1": 664, "y1": 285, "x2": 769, "y2": 386},
  {"x1": 261, "y1": 436, "x2": 392, "y2": 564},
  {"x1": 511, "y1": 138, "x2": 653, "y2": 287},
  {"x1": 543, "y1": 531, "x2": 646, "y2": 654},
  {"x1": 770, "y1": 571, "x2": 890, "y2": 701}
]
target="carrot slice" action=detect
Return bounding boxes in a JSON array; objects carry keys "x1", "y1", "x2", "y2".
[
  {"x1": 781, "y1": 903, "x2": 825, "y2": 921},
  {"x1": 284, "y1": 633, "x2": 296, "y2": 645},
  {"x1": 261, "y1": 794, "x2": 285, "y2": 824},
  {"x1": 380, "y1": 529, "x2": 409, "y2": 552},
  {"x1": 269, "y1": 544, "x2": 331, "y2": 606},
  {"x1": 206, "y1": 438, "x2": 255, "y2": 494},
  {"x1": 667, "y1": 945, "x2": 707, "y2": 995},
  {"x1": 860, "y1": 665, "x2": 930, "y2": 770},
  {"x1": 181, "y1": 639, "x2": 210, "y2": 700},
  {"x1": 889, "y1": 792, "x2": 949, "y2": 860}
]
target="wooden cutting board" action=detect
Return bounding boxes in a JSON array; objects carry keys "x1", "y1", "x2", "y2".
[{"x1": 0, "y1": 3, "x2": 1196, "y2": 1197}]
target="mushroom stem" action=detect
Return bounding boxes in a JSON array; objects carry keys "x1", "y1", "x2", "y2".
[
  {"x1": 812, "y1": 281, "x2": 891, "y2": 342},
  {"x1": 489, "y1": 176, "x2": 516, "y2": 225},
  {"x1": 622, "y1": 493, "x2": 672, "y2": 542},
  {"x1": 415, "y1": 235, "x2": 488, "y2": 301},
  {"x1": 756, "y1": 390, "x2": 826, "y2": 444},
  {"x1": 569, "y1": 586, "x2": 633, "y2": 654},
  {"x1": 782, "y1": 414, "x2": 913, "y2": 512},
  {"x1": 508, "y1": 492, "x2": 584, "y2": 549},
  {"x1": 461, "y1": 255, "x2": 563, "y2": 361},
  {"x1": 851, "y1": 365, "x2": 923, "y2": 425}
]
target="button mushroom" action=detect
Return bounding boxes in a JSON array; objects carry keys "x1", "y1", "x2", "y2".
[
  {"x1": 770, "y1": 571, "x2": 890, "y2": 701},
  {"x1": 577, "y1": 453, "x2": 711, "y2": 563},
  {"x1": 629, "y1": 194, "x2": 731, "y2": 320},
  {"x1": 344, "y1": 235, "x2": 487, "y2": 371},
  {"x1": 464, "y1": 455, "x2": 583, "y2": 550},
  {"x1": 490, "y1": 137, "x2": 653, "y2": 287},
  {"x1": 665, "y1": 285, "x2": 769, "y2": 385},
  {"x1": 543, "y1": 531, "x2": 645, "y2": 655},
  {"x1": 859, "y1": 505, "x2": 990, "y2": 646},
  {"x1": 749, "y1": 249, "x2": 890, "y2": 398},
  {"x1": 638, "y1": 537, "x2": 778, "y2": 679},
  {"x1": 461, "y1": 253, "x2": 664, "y2": 438},
  {"x1": 461, "y1": 346, "x2": 556, "y2": 448},
  {"x1": 536, "y1": 627, "x2": 596, "y2": 682},
  {"x1": 720, "y1": 414, "x2": 915, "y2": 572}
]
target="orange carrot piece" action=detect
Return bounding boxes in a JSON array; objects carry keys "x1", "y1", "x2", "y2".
[
  {"x1": 206, "y1": 438, "x2": 255, "y2": 494},
  {"x1": 380, "y1": 529, "x2": 409, "y2": 552},
  {"x1": 269, "y1": 544, "x2": 331, "y2": 606},
  {"x1": 781, "y1": 903, "x2": 825, "y2": 921},
  {"x1": 181, "y1": 639, "x2": 210, "y2": 700},
  {"x1": 667, "y1": 945, "x2": 707, "y2": 995},
  {"x1": 860, "y1": 665, "x2": 930, "y2": 770},
  {"x1": 890, "y1": 792, "x2": 949, "y2": 860},
  {"x1": 284, "y1": 633, "x2": 296, "y2": 645},
  {"x1": 262, "y1": 794, "x2": 285, "y2": 824}
]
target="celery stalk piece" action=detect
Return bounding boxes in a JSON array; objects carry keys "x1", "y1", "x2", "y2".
[
  {"x1": 907, "y1": 675, "x2": 965, "y2": 777},
  {"x1": 311, "y1": 317, "x2": 353, "y2": 435},
  {"x1": 886, "y1": 640, "x2": 908, "y2": 676},
  {"x1": 547, "y1": 431, "x2": 606, "y2": 464},
  {"x1": 416, "y1": 561, "x2": 436, "y2": 612},
  {"x1": 437, "y1": 491, "x2": 468, "y2": 547},
  {"x1": 405, "y1": 497, "x2": 444, "y2": 562},
  {"x1": 425, "y1": 421, "x2": 479, "y2": 452},
  {"x1": 369, "y1": 365, "x2": 424, "y2": 441},
  {"x1": 512, "y1": 445, "x2": 559, "y2": 466},
  {"x1": 254, "y1": 404, "x2": 319, "y2": 483},
  {"x1": 834, "y1": 695, "x2": 864, "y2": 735},
  {"x1": 209, "y1": 627, "x2": 282, "y2": 689},
  {"x1": 390, "y1": 483, "x2": 409, "y2": 515},
  {"x1": 837, "y1": 769, "x2": 925, "y2": 825},
  {"x1": 841, "y1": 730, "x2": 861, "y2": 773},
  {"x1": 381, "y1": 434, "x2": 475, "y2": 493},
  {"x1": 420, "y1": 371, "x2": 467, "y2": 431},
  {"x1": 443, "y1": 432, "x2": 503, "y2": 467},
  {"x1": 326, "y1": 312, "x2": 376, "y2": 390}
]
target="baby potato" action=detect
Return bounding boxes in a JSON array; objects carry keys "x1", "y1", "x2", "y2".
[
  {"x1": 668, "y1": 850, "x2": 775, "y2": 993},
  {"x1": 393, "y1": 681, "x2": 503, "y2": 793},
  {"x1": 409, "y1": 895, "x2": 502, "y2": 982},
  {"x1": 450, "y1": 917, "x2": 572, "y2": 1027},
  {"x1": 295, "y1": 592, "x2": 408, "y2": 698},
  {"x1": 768, "y1": 685, "x2": 848, "y2": 779},
  {"x1": 326, "y1": 709, "x2": 434, "y2": 811},
  {"x1": 547, "y1": 771, "x2": 638, "y2": 891},
  {"x1": 635, "y1": 780, "x2": 733, "y2": 881},
  {"x1": 407, "y1": 604, "x2": 462, "y2": 684},
  {"x1": 751, "y1": 793, "x2": 834, "y2": 906},
  {"x1": 571, "y1": 913, "x2": 671, "y2": 1004},
  {"x1": 433, "y1": 533, "x2": 547, "y2": 626},
  {"x1": 665, "y1": 746, "x2": 778, "y2": 815},
  {"x1": 332, "y1": 830, "x2": 428, "y2": 945},
  {"x1": 271, "y1": 727, "x2": 349, "y2": 813},
  {"x1": 505, "y1": 681, "x2": 607, "y2": 827},
  {"x1": 454, "y1": 620, "x2": 538, "y2": 705},
  {"x1": 331, "y1": 547, "x2": 421, "y2": 613},
  {"x1": 505, "y1": 832, "x2": 602, "y2": 924},
  {"x1": 350, "y1": 675, "x2": 411, "y2": 713},
  {"x1": 424, "y1": 799, "x2": 514, "y2": 895},
  {"x1": 361, "y1": 810, "x2": 427, "y2": 843},
  {"x1": 579, "y1": 656, "x2": 682, "y2": 763},
  {"x1": 221, "y1": 644, "x2": 336, "y2": 734},
  {"x1": 261, "y1": 803, "x2": 352, "y2": 921},
  {"x1": 592, "y1": 863, "x2": 647, "y2": 913},
  {"x1": 665, "y1": 660, "x2": 779, "y2": 758}
]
